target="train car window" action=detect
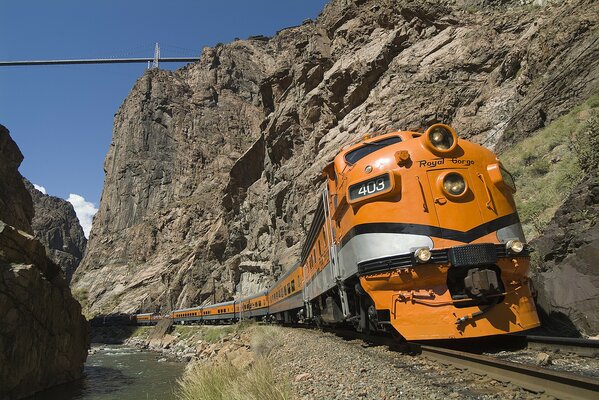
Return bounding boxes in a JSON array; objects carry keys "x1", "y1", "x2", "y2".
[
  {"x1": 291, "y1": 280, "x2": 295, "y2": 292},
  {"x1": 345, "y1": 136, "x2": 402, "y2": 165}
]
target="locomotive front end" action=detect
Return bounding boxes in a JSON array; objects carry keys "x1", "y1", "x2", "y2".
[{"x1": 332, "y1": 124, "x2": 540, "y2": 340}]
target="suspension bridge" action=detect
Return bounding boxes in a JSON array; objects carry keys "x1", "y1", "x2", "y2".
[{"x1": 0, "y1": 43, "x2": 200, "y2": 68}]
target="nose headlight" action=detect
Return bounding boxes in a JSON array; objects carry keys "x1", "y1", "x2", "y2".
[
  {"x1": 506, "y1": 240, "x2": 524, "y2": 254},
  {"x1": 424, "y1": 124, "x2": 457, "y2": 153},
  {"x1": 430, "y1": 127, "x2": 453, "y2": 150},
  {"x1": 414, "y1": 248, "x2": 432, "y2": 263},
  {"x1": 443, "y1": 173, "x2": 466, "y2": 196}
]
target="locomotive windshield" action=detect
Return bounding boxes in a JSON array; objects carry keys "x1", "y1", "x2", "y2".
[{"x1": 345, "y1": 136, "x2": 402, "y2": 164}]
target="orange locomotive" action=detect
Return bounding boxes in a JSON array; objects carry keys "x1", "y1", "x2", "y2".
[
  {"x1": 300, "y1": 124, "x2": 540, "y2": 339},
  {"x1": 138, "y1": 124, "x2": 540, "y2": 341}
]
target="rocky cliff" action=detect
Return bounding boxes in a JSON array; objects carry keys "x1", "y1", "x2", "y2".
[
  {"x1": 0, "y1": 124, "x2": 89, "y2": 399},
  {"x1": 533, "y1": 174, "x2": 599, "y2": 336},
  {"x1": 23, "y1": 179, "x2": 87, "y2": 284},
  {"x1": 72, "y1": 0, "x2": 599, "y2": 336}
]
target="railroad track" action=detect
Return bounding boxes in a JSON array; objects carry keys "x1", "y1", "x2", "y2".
[
  {"x1": 522, "y1": 335, "x2": 599, "y2": 358},
  {"x1": 419, "y1": 344, "x2": 599, "y2": 400},
  {"x1": 321, "y1": 328, "x2": 599, "y2": 400}
]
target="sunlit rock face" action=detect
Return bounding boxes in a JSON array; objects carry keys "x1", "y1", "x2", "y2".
[
  {"x1": 23, "y1": 179, "x2": 87, "y2": 284},
  {"x1": 0, "y1": 124, "x2": 89, "y2": 400},
  {"x1": 73, "y1": 0, "x2": 599, "y2": 337}
]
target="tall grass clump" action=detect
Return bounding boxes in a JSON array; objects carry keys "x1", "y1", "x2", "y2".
[
  {"x1": 500, "y1": 94, "x2": 599, "y2": 239},
  {"x1": 176, "y1": 324, "x2": 292, "y2": 400},
  {"x1": 250, "y1": 325, "x2": 282, "y2": 358},
  {"x1": 177, "y1": 358, "x2": 292, "y2": 400},
  {"x1": 177, "y1": 361, "x2": 240, "y2": 400},
  {"x1": 200, "y1": 325, "x2": 237, "y2": 343}
]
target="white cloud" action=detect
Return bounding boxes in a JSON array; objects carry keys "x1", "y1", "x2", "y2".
[
  {"x1": 33, "y1": 183, "x2": 47, "y2": 194},
  {"x1": 67, "y1": 194, "x2": 98, "y2": 238}
]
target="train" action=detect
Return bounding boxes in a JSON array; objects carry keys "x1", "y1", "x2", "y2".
[{"x1": 135, "y1": 124, "x2": 541, "y2": 340}]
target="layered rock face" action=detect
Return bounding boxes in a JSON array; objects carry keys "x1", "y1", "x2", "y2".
[
  {"x1": 23, "y1": 179, "x2": 87, "y2": 283},
  {"x1": 0, "y1": 128, "x2": 33, "y2": 233},
  {"x1": 532, "y1": 173, "x2": 599, "y2": 336},
  {"x1": 73, "y1": 0, "x2": 599, "y2": 336},
  {"x1": 0, "y1": 125, "x2": 89, "y2": 399}
]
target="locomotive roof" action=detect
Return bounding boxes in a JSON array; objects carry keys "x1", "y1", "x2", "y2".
[{"x1": 337, "y1": 130, "x2": 418, "y2": 165}]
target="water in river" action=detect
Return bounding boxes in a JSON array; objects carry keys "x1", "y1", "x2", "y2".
[{"x1": 31, "y1": 345, "x2": 186, "y2": 400}]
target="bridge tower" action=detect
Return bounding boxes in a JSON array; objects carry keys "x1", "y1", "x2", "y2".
[{"x1": 152, "y1": 42, "x2": 160, "y2": 69}]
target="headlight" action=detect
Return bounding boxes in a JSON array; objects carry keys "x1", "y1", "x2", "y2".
[
  {"x1": 424, "y1": 124, "x2": 457, "y2": 153},
  {"x1": 506, "y1": 240, "x2": 524, "y2": 254},
  {"x1": 443, "y1": 173, "x2": 466, "y2": 196},
  {"x1": 414, "y1": 248, "x2": 432, "y2": 263}
]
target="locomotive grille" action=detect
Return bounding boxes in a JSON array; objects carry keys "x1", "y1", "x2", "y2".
[
  {"x1": 448, "y1": 243, "x2": 497, "y2": 267},
  {"x1": 357, "y1": 244, "x2": 528, "y2": 275}
]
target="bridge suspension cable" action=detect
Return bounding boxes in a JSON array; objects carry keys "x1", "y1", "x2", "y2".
[{"x1": 0, "y1": 43, "x2": 200, "y2": 67}]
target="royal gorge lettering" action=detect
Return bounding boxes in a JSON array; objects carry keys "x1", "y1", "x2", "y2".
[{"x1": 418, "y1": 157, "x2": 475, "y2": 168}]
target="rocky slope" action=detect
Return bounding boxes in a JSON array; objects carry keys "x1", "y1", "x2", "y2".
[
  {"x1": 23, "y1": 179, "x2": 87, "y2": 283},
  {"x1": 532, "y1": 173, "x2": 599, "y2": 336},
  {"x1": 0, "y1": 124, "x2": 89, "y2": 399},
  {"x1": 73, "y1": 0, "x2": 599, "y2": 335}
]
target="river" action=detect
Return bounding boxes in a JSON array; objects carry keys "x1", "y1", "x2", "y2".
[{"x1": 31, "y1": 345, "x2": 186, "y2": 400}]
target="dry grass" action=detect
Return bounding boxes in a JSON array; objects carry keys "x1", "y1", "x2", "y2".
[
  {"x1": 177, "y1": 358, "x2": 292, "y2": 400},
  {"x1": 250, "y1": 325, "x2": 282, "y2": 358},
  {"x1": 500, "y1": 94, "x2": 599, "y2": 239},
  {"x1": 176, "y1": 324, "x2": 292, "y2": 400},
  {"x1": 130, "y1": 325, "x2": 153, "y2": 339}
]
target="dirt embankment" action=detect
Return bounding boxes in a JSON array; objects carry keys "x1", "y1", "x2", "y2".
[{"x1": 118, "y1": 322, "x2": 572, "y2": 400}]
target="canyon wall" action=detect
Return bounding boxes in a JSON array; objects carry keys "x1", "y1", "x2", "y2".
[
  {"x1": 23, "y1": 179, "x2": 87, "y2": 283},
  {"x1": 0, "y1": 124, "x2": 89, "y2": 399},
  {"x1": 72, "y1": 0, "x2": 599, "y2": 334}
]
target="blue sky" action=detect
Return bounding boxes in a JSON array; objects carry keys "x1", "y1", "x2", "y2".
[{"x1": 0, "y1": 0, "x2": 328, "y2": 235}]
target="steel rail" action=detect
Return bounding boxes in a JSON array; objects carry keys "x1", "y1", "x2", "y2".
[
  {"x1": 419, "y1": 344, "x2": 599, "y2": 400},
  {"x1": 319, "y1": 327, "x2": 599, "y2": 399},
  {"x1": 523, "y1": 335, "x2": 599, "y2": 358},
  {"x1": 0, "y1": 57, "x2": 200, "y2": 66}
]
